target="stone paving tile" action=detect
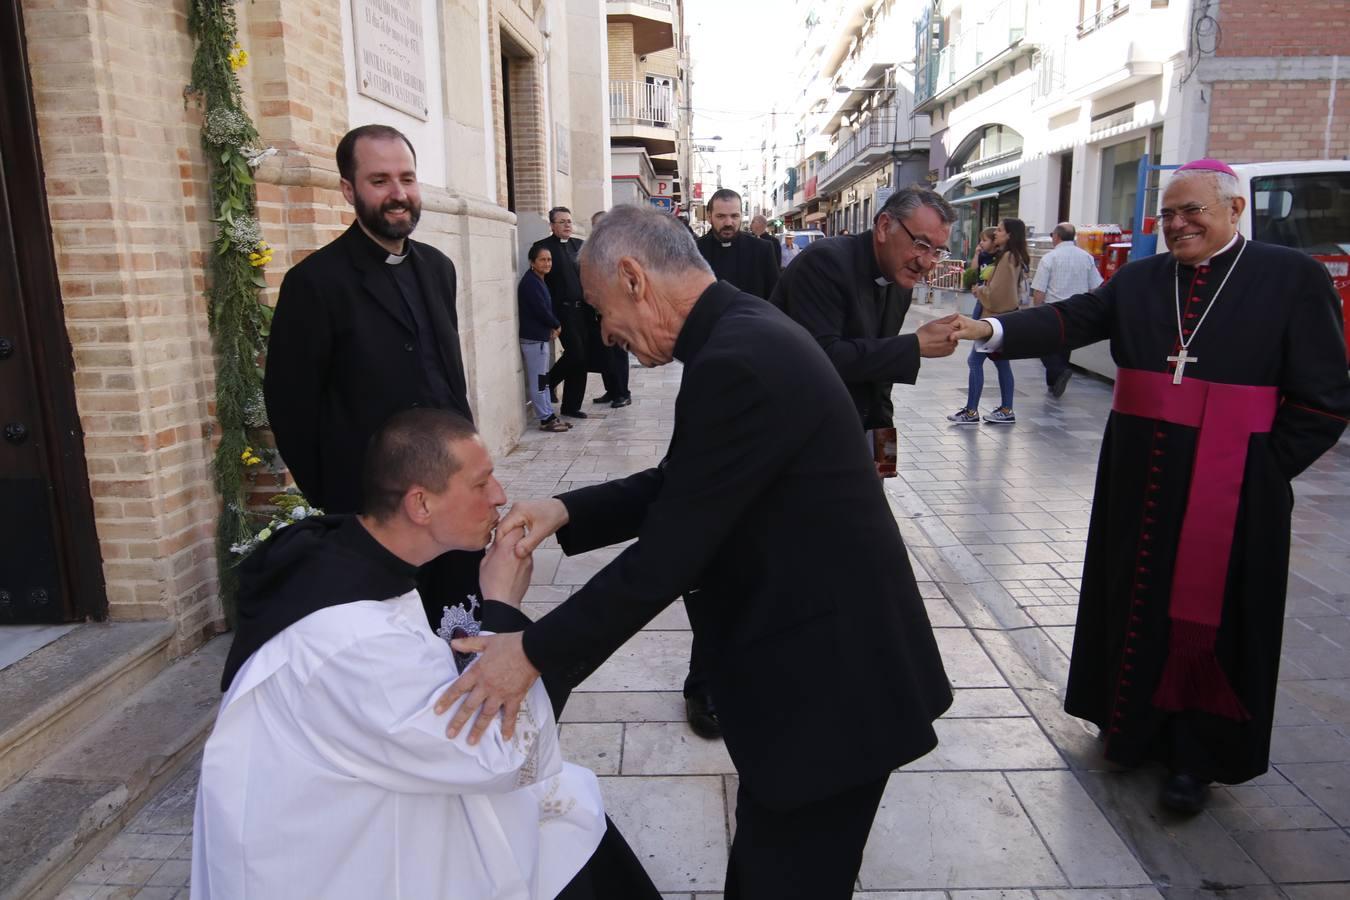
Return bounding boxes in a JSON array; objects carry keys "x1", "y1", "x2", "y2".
[
  {"x1": 598, "y1": 775, "x2": 728, "y2": 893},
  {"x1": 859, "y1": 771, "x2": 1067, "y2": 891},
  {"x1": 559, "y1": 690, "x2": 686, "y2": 724},
  {"x1": 559, "y1": 723, "x2": 623, "y2": 775},
  {"x1": 1276, "y1": 761, "x2": 1350, "y2": 826},
  {"x1": 621, "y1": 723, "x2": 737, "y2": 775},
  {"x1": 574, "y1": 630, "x2": 692, "y2": 692},
  {"x1": 1033, "y1": 891, "x2": 1163, "y2": 900},
  {"x1": 1231, "y1": 828, "x2": 1350, "y2": 883},
  {"x1": 945, "y1": 688, "x2": 1028, "y2": 719},
  {"x1": 1004, "y1": 770, "x2": 1149, "y2": 886},
  {"x1": 931, "y1": 628, "x2": 1006, "y2": 688},
  {"x1": 916, "y1": 719, "x2": 1063, "y2": 771}
]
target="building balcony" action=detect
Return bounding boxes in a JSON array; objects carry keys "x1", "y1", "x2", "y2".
[
  {"x1": 914, "y1": 0, "x2": 1033, "y2": 113},
  {"x1": 606, "y1": 0, "x2": 675, "y2": 56},
  {"x1": 609, "y1": 80, "x2": 678, "y2": 156},
  {"x1": 817, "y1": 114, "x2": 928, "y2": 194}
]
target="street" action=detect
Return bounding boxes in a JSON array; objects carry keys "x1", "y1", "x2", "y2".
[{"x1": 61, "y1": 310, "x2": 1350, "y2": 899}]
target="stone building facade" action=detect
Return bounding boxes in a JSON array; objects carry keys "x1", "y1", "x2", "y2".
[{"x1": 5, "y1": 0, "x2": 610, "y2": 652}]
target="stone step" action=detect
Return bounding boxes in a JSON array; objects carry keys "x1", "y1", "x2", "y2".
[
  {"x1": 0, "y1": 633, "x2": 227, "y2": 900},
  {"x1": 0, "y1": 621, "x2": 175, "y2": 793}
]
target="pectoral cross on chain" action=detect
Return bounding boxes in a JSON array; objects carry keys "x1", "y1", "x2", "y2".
[{"x1": 1167, "y1": 348, "x2": 1198, "y2": 384}]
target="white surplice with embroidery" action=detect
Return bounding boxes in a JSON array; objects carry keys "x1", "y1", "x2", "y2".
[{"x1": 190, "y1": 591, "x2": 605, "y2": 899}]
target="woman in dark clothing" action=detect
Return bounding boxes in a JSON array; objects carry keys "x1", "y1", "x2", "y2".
[{"x1": 519, "y1": 246, "x2": 570, "y2": 432}]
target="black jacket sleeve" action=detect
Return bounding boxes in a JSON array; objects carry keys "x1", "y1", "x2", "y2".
[
  {"x1": 759, "y1": 237, "x2": 779, "y2": 299},
  {"x1": 264, "y1": 265, "x2": 331, "y2": 503},
  {"x1": 774, "y1": 248, "x2": 920, "y2": 384},
  {"x1": 997, "y1": 277, "x2": 1116, "y2": 358},
  {"x1": 1270, "y1": 261, "x2": 1350, "y2": 479}
]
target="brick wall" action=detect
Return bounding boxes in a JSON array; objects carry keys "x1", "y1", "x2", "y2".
[
  {"x1": 607, "y1": 22, "x2": 635, "y2": 82},
  {"x1": 1207, "y1": 80, "x2": 1350, "y2": 162},
  {"x1": 1214, "y1": 0, "x2": 1350, "y2": 58},
  {"x1": 505, "y1": 56, "x2": 549, "y2": 216}
]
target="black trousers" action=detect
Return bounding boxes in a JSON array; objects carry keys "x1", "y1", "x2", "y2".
[
  {"x1": 1040, "y1": 350, "x2": 1071, "y2": 386},
  {"x1": 600, "y1": 345, "x2": 630, "y2": 399},
  {"x1": 556, "y1": 815, "x2": 662, "y2": 900},
  {"x1": 683, "y1": 628, "x2": 710, "y2": 698},
  {"x1": 725, "y1": 775, "x2": 889, "y2": 900},
  {"x1": 549, "y1": 305, "x2": 592, "y2": 413}
]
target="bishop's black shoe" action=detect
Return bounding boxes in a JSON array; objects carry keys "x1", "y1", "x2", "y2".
[
  {"x1": 592, "y1": 393, "x2": 616, "y2": 405},
  {"x1": 561, "y1": 409, "x2": 589, "y2": 420},
  {"x1": 685, "y1": 692, "x2": 722, "y2": 740},
  {"x1": 610, "y1": 396, "x2": 633, "y2": 409},
  {"x1": 1050, "y1": 369, "x2": 1073, "y2": 398},
  {"x1": 1160, "y1": 772, "x2": 1210, "y2": 815}
]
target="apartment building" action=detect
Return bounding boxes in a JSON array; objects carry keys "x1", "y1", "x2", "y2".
[{"x1": 606, "y1": 0, "x2": 694, "y2": 216}]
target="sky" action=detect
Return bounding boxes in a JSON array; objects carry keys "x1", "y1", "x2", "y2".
[{"x1": 683, "y1": 0, "x2": 802, "y2": 198}]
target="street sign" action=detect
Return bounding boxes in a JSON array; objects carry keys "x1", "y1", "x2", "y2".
[
  {"x1": 655, "y1": 180, "x2": 672, "y2": 197},
  {"x1": 650, "y1": 197, "x2": 674, "y2": 211},
  {"x1": 875, "y1": 186, "x2": 895, "y2": 208}
]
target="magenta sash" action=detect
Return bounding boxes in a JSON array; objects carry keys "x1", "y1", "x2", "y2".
[{"x1": 1112, "y1": 368, "x2": 1279, "y2": 721}]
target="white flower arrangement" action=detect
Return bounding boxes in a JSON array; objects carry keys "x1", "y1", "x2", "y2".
[{"x1": 228, "y1": 491, "x2": 323, "y2": 558}]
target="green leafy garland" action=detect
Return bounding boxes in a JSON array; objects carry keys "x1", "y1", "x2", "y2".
[{"x1": 187, "y1": 0, "x2": 276, "y2": 620}]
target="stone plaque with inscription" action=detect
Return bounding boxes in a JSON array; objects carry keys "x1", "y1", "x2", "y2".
[{"x1": 352, "y1": 0, "x2": 429, "y2": 120}]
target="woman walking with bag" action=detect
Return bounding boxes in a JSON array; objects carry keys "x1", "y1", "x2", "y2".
[{"x1": 948, "y1": 217, "x2": 1028, "y2": 425}]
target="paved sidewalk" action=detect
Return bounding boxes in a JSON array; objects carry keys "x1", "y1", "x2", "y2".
[{"x1": 59, "y1": 310, "x2": 1350, "y2": 899}]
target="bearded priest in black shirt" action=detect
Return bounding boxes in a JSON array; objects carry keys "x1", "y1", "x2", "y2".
[{"x1": 696, "y1": 188, "x2": 779, "y2": 300}]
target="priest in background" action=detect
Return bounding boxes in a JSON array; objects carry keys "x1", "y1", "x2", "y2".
[
  {"x1": 696, "y1": 188, "x2": 779, "y2": 299},
  {"x1": 750, "y1": 213, "x2": 782, "y2": 268},
  {"x1": 192, "y1": 409, "x2": 659, "y2": 900},
  {"x1": 950, "y1": 158, "x2": 1350, "y2": 814}
]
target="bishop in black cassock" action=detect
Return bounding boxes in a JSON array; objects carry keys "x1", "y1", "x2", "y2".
[{"x1": 954, "y1": 159, "x2": 1350, "y2": 812}]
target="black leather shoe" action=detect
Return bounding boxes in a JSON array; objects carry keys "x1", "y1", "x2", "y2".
[
  {"x1": 1050, "y1": 369, "x2": 1073, "y2": 398},
  {"x1": 610, "y1": 396, "x2": 633, "y2": 409},
  {"x1": 685, "y1": 693, "x2": 722, "y2": 739},
  {"x1": 591, "y1": 393, "x2": 615, "y2": 404},
  {"x1": 561, "y1": 409, "x2": 588, "y2": 419},
  {"x1": 1160, "y1": 772, "x2": 1210, "y2": 815}
]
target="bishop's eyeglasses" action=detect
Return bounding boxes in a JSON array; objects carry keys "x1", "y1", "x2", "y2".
[{"x1": 1157, "y1": 203, "x2": 1212, "y2": 224}]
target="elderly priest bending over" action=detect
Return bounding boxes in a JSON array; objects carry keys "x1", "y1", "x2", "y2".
[
  {"x1": 191, "y1": 409, "x2": 659, "y2": 900},
  {"x1": 950, "y1": 158, "x2": 1350, "y2": 815}
]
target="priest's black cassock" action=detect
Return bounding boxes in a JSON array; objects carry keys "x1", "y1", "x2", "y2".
[
  {"x1": 991, "y1": 236, "x2": 1350, "y2": 783},
  {"x1": 695, "y1": 231, "x2": 779, "y2": 299}
]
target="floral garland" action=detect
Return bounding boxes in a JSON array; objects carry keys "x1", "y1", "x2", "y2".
[{"x1": 187, "y1": 0, "x2": 300, "y2": 621}]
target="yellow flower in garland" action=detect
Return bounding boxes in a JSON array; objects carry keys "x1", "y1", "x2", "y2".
[
  {"x1": 247, "y1": 240, "x2": 273, "y2": 268},
  {"x1": 228, "y1": 43, "x2": 249, "y2": 71},
  {"x1": 240, "y1": 446, "x2": 263, "y2": 467}
]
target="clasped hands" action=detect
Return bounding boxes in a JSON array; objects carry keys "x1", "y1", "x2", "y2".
[
  {"x1": 916, "y1": 314, "x2": 996, "y2": 356},
  {"x1": 434, "y1": 498, "x2": 571, "y2": 745}
]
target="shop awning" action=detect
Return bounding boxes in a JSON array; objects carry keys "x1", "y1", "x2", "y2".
[
  {"x1": 803, "y1": 211, "x2": 827, "y2": 223},
  {"x1": 949, "y1": 186, "x2": 1008, "y2": 206}
]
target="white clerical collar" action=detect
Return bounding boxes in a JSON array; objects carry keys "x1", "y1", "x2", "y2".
[
  {"x1": 557, "y1": 237, "x2": 570, "y2": 244},
  {"x1": 1193, "y1": 232, "x2": 1241, "y2": 268},
  {"x1": 385, "y1": 251, "x2": 408, "y2": 265},
  {"x1": 720, "y1": 241, "x2": 732, "y2": 248},
  {"x1": 875, "y1": 276, "x2": 891, "y2": 286}
]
